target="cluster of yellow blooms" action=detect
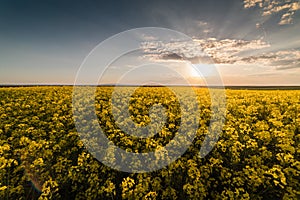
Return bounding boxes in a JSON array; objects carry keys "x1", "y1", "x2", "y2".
[{"x1": 0, "y1": 86, "x2": 299, "y2": 199}]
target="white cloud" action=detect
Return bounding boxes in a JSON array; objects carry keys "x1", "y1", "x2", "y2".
[
  {"x1": 235, "y1": 50, "x2": 300, "y2": 70},
  {"x1": 194, "y1": 38, "x2": 270, "y2": 64},
  {"x1": 278, "y1": 12, "x2": 294, "y2": 25},
  {"x1": 244, "y1": 0, "x2": 300, "y2": 25},
  {"x1": 141, "y1": 38, "x2": 269, "y2": 64},
  {"x1": 139, "y1": 34, "x2": 158, "y2": 41},
  {"x1": 196, "y1": 20, "x2": 208, "y2": 26},
  {"x1": 193, "y1": 20, "x2": 213, "y2": 35},
  {"x1": 141, "y1": 40, "x2": 208, "y2": 64},
  {"x1": 141, "y1": 38, "x2": 300, "y2": 70}
]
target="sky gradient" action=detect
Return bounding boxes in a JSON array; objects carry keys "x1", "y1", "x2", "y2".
[{"x1": 0, "y1": 0, "x2": 299, "y2": 85}]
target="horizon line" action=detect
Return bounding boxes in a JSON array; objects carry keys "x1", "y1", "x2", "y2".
[{"x1": 1, "y1": 83, "x2": 300, "y2": 89}]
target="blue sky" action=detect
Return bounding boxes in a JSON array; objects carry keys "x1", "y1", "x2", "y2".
[{"x1": 0, "y1": 0, "x2": 299, "y2": 85}]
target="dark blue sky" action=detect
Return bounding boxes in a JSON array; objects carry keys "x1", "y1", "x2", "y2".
[
  {"x1": 0, "y1": 0, "x2": 299, "y2": 85},
  {"x1": 0, "y1": 0, "x2": 249, "y2": 45}
]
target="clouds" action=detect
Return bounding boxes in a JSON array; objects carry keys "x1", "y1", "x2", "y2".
[
  {"x1": 269, "y1": 50, "x2": 300, "y2": 69},
  {"x1": 243, "y1": 0, "x2": 300, "y2": 25},
  {"x1": 141, "y1": 38, "x2": 269, "y2": 64},
  {"x1": 141, "y1": 37, "x2": 300, "y2": 71},
  {"x1": 195, "y1": 20, "x2": 208, "y2": 26},
  {"x1": 141, "y1": 40, "x2": 208, "y2": 64},
  {"x1": 193, "y1": 38, "x2": 270, "y2": 64},
  {"x1": 236, "y1": 50, "x2": 300, "y2": 70},
  {"x1": 194, "y1": 20, "x2": 212, "y2": 35}
]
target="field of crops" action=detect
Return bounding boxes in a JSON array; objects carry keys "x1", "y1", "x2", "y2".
[{"x1": 0, "y1": 86, "x2": 299, "y2": 199}]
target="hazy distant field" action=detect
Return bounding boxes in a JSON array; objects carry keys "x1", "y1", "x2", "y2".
[{"x1": 0, "y1": 86, "x2": 299, "y2": 199}]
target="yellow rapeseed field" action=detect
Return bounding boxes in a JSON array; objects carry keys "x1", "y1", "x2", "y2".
[{"x1": 0, "y1": 86, "x2": 299, "y2": 199}]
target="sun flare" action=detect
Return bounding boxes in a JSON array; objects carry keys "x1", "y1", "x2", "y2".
[{"x1": 188, "y1": 66, "x2": 201, "y2": 78}]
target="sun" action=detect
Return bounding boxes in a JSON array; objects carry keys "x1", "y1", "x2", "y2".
[{"x1": 188, "y1": 65, "x2": 201, "y2": 78}]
